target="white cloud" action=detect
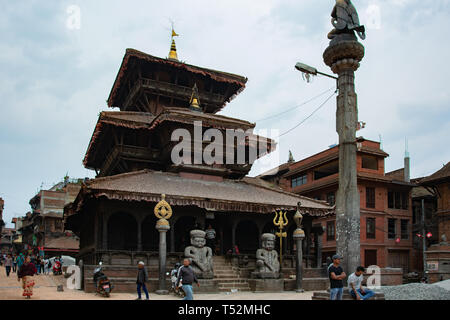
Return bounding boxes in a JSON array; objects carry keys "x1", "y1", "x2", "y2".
[{"x1": 1, "y1": 0, "x2": 449, "y2": 226}]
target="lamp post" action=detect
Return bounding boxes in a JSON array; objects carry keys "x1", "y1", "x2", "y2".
[
  {"x1": 154, "y1": 194, "x2": 172, "y2": 295},
  {"x1": 293, "y1": 203, "x2": 305, "y2": 292},
  {"x1": 295, "y1": 1, "x2": 366, "y2": 274}
]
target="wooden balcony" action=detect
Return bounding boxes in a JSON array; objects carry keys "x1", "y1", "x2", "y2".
[{"x1": 122, "y1": 78, "x2": 226, "y2": 111}]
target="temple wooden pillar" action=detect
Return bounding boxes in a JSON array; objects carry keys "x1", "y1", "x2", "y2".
[
  {"x1": 305, "y1": 222, "x2": 311, "y2": 267},
  {"x1": 231, "y1": 220, "x2": 237, "y2": 249},
  {"x1": 137, "y1": 220, "x2": 142, "y2": 252},
  {"x1": 315, "y1": 230, "x2": 323, "y2": 268},
  {"x1": 170, "y1": 223, "x2": 175, "y2": 253},
  {"x1": 102, "y1": 213, "x2": 108, "y2": 251}
]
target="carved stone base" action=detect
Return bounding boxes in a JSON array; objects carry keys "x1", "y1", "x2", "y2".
[
  {"x1": 195, "y1": 279, "x2": 219, "y2": 293},
  {"x1": 248, "y1": 279, "x2": 284, "y2": 293},
  {"x1": 250, "y1": 272, "x2": 280, "y2": 279},
  {"x1": 196, "y1": 272, "x2": 214, "y2": 279}
]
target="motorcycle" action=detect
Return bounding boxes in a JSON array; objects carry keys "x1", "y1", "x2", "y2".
[
  {"x1": 168, "y1": 264, "x2": 185, "y2": 298},
  {"x1": 52, "y1": 260, "x2": 62, "y2": 275},
  {"x1": 93, "y1": 262, "x2": 113, "y2": 298}
]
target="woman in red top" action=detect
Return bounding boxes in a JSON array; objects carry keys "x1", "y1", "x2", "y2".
[{"x1": 17, "y1": 256, "x2": 37, "y2": 299}]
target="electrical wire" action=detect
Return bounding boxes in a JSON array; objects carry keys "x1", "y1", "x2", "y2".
[
  {"x1": 275, "y1": 90, "x2": 337, "y2": 139},
  {"x1": 256, "y1": 87, "x2": 335, "y2": 122}
]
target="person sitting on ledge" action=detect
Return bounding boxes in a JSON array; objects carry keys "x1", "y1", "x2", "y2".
[{"x1": 348, "y1": 266, "x2": 375, "y2": 300}]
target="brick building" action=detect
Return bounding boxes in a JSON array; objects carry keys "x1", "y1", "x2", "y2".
[
  {"x1": 420, "y1": 162, "x2": 450, "y2": 282},
  {"x1": 0, "y1": 228, "x2": 15, "y2": 255},
  {"x1": 260, "y1": 138, "x2": 417, "y2": 273},
  {"x1": 19, "y1": 178, "x2": 82, "y2": 257},
  {"x1": 421, "y1": 162, "x2": 450, "y2": 241}
]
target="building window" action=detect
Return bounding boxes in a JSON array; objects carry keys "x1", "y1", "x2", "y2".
[
  {"x1": 401, "y1": 192, "x2": 409, "y2": 210},
  {"x1": 327, "y1": 221, "x2": 335, "y2": 241},
  {"x1": 401, "y1": 220, "x2": 409, "y2": 240},
  {"x1": 362, "y1": 155, "x2": 378, "y2": 170},
  {"x1": 291, "y1": 174, "x2": 307, "y2": 188},
  {"x1": 388, "y1": 191, "x2": 409, "y2": 210},
  {"x1": 366, "y1": 218, "x2": 376, "y2": 239},
  {"x1": 388, "y1": 191, "x2": 394, "y2": 209},
  {"x1": 366, "y1": 187, "x2": 376, "y2": 209},
  {"x1": 55, "y1": 219, "x2": 63, "y2": 232},
  {"x1": 395, "y1": 192, "x2": 401, "y2": 209},
  {"x1": 364, "y1": 250, "x2": 378, "y2": 267},
  {"x1": 388, "y1": 219, "x2": 397, "y2": 239},
  {"x1": 326, "y1": 192, "x2": 336, "y2": 206}
]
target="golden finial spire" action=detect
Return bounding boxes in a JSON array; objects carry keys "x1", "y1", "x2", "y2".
[
  {"x1": 189, "y1": 83, "x2": 202, "y2": 112},
  {"x1": 168, "y1": 26, "x2": 179, "y2": 61}
]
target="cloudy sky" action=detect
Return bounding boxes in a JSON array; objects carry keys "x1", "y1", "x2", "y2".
[{"x1": 1, "y1": 0, "x2": 449, "y2": 227}]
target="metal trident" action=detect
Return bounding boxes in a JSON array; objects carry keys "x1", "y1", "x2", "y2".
[{"x1": 273, "y1": 211, "x2": 289, "y2": 268}]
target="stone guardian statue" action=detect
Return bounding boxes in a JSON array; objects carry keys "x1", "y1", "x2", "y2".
[
  {"x1": 328, "y1": 0, "x2": 366, "y2": 40},
  {"x1": 184, "y1": 230, "x2": 214, "y2": 279},
  {"x1": 252, "y1": 233, "x2": 280, "y2": 279}
]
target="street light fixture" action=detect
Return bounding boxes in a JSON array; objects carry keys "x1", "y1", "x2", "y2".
[{"x1": 295, "y1": 62, "x2": 338, "y2": 83}]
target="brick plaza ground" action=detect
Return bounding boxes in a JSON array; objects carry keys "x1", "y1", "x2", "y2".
[{"x1": 0, "y1": 266, "x2": 313, "y2": 300}]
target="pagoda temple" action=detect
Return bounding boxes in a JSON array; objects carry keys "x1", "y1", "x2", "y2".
[{"x1": 65, "y1": 34, "x2": 332, "y2": 292}]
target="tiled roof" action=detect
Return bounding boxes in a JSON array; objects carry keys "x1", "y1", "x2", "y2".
[
  {"x1": 45, "y1": 237, "x2": 79, "y2": 250},
  {"x1": 421, "y1": 162, "x2": 450, "y2": 185},
  {"x1": 74, "y1": 170, "x2": 332, "y2": 215},
  {"x1": 107, "y1": 49, "x2": 247, "y2": 109},
  {"x1": 83, "y1": 109, "x2": 264, "y2": 169}
]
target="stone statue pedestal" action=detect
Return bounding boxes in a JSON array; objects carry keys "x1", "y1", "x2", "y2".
[
  {"x1": 194, "y1": 279, "x2": 219, "y2": 293},
  {"x1": 197, "y1": 272, "x2": 214, "y2": 280},
  {"x1": 250, "y1": 271, "x2": 280, "y2": 279},
  {"x1": 248, "y1": 279, "x2": 284, "y2": 293}
]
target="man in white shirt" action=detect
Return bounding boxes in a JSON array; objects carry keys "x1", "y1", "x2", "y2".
[{"x1": 348, "y1": 266, "x2": 375, "y2": 300}]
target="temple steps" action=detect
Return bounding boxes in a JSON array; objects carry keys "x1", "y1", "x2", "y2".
[{"x1": 212, "y1": 256, "x2": 251, "y2": 292}]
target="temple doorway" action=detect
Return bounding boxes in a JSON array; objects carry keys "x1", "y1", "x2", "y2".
[
  {"x1": 235, "y1": 220, "x2": 259, "y2": 254},
  {"x1": 174, "y1": 216, "x2": 196, "y2": 252},
  {"x1": 108, "y1": 212, "x2": 137, "y2": 250}
]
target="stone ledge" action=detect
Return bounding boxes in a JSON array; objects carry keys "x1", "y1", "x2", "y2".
[{"x1": 312, "y1": 291, "x2": 385, "y2": 300}]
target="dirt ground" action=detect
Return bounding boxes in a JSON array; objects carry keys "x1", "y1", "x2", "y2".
[{"x1": 0, "y1": 266, "x2": 313, "y2": 300}]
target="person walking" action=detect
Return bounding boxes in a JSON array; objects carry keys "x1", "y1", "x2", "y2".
[
  {"x1": 348, "y1": 266, "x2": 376, "y2": 300},
  {"x1": 5, "y1": 254, "x2": 13, "y2": 277},
  {"x1": 47, "y1": 259, "x2": 52, "y2": 275},
  {"x1": 17, "y1": 253, "x2": 25, "y2": 271},
  {"x1": 205, "y1": 225, "x2": 216, "y2": 254},
  {"x1": 40, "y1": 257, "x2": 45, "y2": 275},
  {"x1": 17, "y1": 256, "x2": 37, "y2": 299},
  {"x1": 36, "y1": 257, "x2": 41, "y2": 275},
  {"x1": 12, "y1": 254, "x2": 18, "y2": 273},
  {"x1": 328, "y1": 254, "x2": 346, "y2": 300},
  {"x1": 176, "y1": 258, "x2": 200, "y2": 301},
  {"x1": 136, "y1": 261, "x2": 149, "y2": 300}
]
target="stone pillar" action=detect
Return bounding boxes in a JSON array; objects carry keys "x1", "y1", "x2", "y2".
[
  {"x1": 293, "y1": 228, "x2": 305, "y2": 292},
  {"x1": 323, "y1": 34, "x2": 364, "y2": 274},
  {"x1": 153, "y1": 194, "x2": 173, "y2": 295},
  {"x1": 155, "y1": 220, "x2": 170, "y2": 295}
]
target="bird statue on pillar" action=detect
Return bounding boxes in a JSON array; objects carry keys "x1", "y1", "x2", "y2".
[
  {"x1": 328, "y1": 0, "x2": 366, "y2": 41},
  {"x1": 288, "y1": 150, "x2": 295, "y2": 163}
]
